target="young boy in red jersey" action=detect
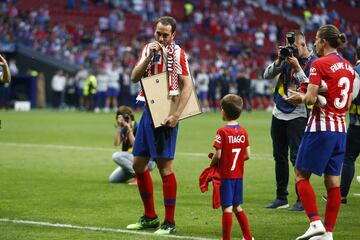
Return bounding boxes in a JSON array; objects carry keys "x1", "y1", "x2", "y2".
[{"x1": 210, "y1": 94, "x2": 254, "y2": 240}]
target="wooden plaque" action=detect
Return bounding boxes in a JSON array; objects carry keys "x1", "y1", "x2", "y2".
[{"x1": 141, "y1": 72, "x2": 202, "y2": 128}]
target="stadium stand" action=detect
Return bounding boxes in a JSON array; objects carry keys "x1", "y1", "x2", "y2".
[{"x1": 0, "y1": 0, "x2": 359, "y2": 110}]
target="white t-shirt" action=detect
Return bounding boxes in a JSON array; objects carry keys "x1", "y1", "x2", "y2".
[
  {"x1": 51, "y1": 74, "x2": 66, "y2": 92},
  {"x1": 196, "y1": 72, "x2": 209, "y2": 92},
  {"x1": 96, "y1": 73, "x2": 109, "y2": 92},
  {"x1": 108, "y1": 70, "x2": 120, "y2": 89}
]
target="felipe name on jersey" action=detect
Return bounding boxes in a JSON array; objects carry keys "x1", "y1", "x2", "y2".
[{"x1": 329, "y1": 62, "x2": 354, "y2": 75}]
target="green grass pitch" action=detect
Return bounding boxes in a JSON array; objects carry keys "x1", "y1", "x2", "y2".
[{"x1": 0, "y1": 110, "x2": 359, "y2": 239}]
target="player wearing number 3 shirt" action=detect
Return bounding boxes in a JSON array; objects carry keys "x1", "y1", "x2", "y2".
[
  {"x1": 286, "y1": 25, "x2": 355, "y2": 240},
  {"x1": 210, "y1": 94, "x2": 254, "y2": 240}
]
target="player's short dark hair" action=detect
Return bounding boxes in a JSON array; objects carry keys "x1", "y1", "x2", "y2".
[
  {"x1": 317, "y1": 24, "x2": 346, "y2": 49},
  {"x1": 116, "y1": 105, "x2": 135, "y2": 121},
  {"x1": 220, "y1": 94, "x2": 243, "y2": 120},
  {"x1": 155, "y1": 16, "x2": 177, "y2": 33}
]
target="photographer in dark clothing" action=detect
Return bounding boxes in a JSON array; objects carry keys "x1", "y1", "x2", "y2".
[
  {"x1": 263, "y1": 31, "x2": 317, "y2": 211},
  {"x1": 339, "y1": 47, "x2": 360, "y2": 203}
]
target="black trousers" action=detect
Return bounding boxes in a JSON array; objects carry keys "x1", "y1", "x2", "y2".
[
  {"x1": 271, "y1": 116, "x2": 307, "y2": 200},
  {"x1": 52, "y1": 91, "x2": 62, "y2": 109},
  {"x1": 340, "y1": 124, "x2": 360, "y2": 198}
]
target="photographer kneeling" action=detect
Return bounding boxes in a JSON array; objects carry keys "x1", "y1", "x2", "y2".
[
  {"x1": 264, "y1": 31, "x2": 317, "y2": 211},
  {"x1": 109, "y1": 106, "x2": 156, "y2": 184}
]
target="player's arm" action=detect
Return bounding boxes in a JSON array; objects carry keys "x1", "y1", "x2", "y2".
[
  {"x1": 302, "y1": 83, "x2": 318, "y2": 105},
  {"x1": 0, "y1": 54, "x2": 11, "y2": 83},
  {"x1": 210, "y1": 148, "x2": 221, "y2": 167},
  {"x1": 244, "y1": 146, "x2": 251, "y2": 161},
  {"x1": 131, "y1": 42, "x2": 161, "y2": 83},
  {"x1": 286, "y1": 83, "x2": 318, "y2": 105},
  {"x1": 163, "y1": 74, "x2": 192, "y2": 127}
]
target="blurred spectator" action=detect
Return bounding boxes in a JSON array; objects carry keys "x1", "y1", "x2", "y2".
[
  {"x1": 83, "y1": 72, "x2": 97, "y2": 111},
  {"x1": 236, "y1": 72, "x2": 252, "y2": 112},
  {"x1": 9, "y1": 59, "x2": 18, "y2": 75},
  {"x1": 51, "y1": 69, "x2": 67, "y2": 109},
  {"x1": 119, "y1": 66, "x2": 132, "y2": 107},
  {"x1": 255, "y1": 28, "x2": 265, "y2": 48},
  {"x1": 75, "y1": 66, "x2": 88, "y2": 110},
  {"x1": 219, "y1": 68, "x2": 231, "y2": 99},
  {"x1": 195, "y1": 66, "x2": 210, "y2": 112},
  {"x1": 208, "y1": 67, "x2": 220, "y2": 111},
  {"x1": 65, "y1": 75, "x2": 78, "y2": 109},
  {"x1": 67, "y1": 0, "x2": 75, "y2": 9},
  {"x1": 95, "y1": 67, "x2": 109, "y2": 112},
  {"x1": 106, "y1": 64, "x2": 120, "y2": 112},
  {"x1": 80, "y1": 0, "x2": 89, "y2": 11}
]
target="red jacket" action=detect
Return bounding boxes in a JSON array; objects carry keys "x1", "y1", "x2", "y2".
[{"x1": 199, "y1": 166, "x2": 221, "y2": 209}]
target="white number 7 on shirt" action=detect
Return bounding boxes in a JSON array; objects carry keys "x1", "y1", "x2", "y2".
[{"x1": 231, "y1": 148, "x2": 242, "y2": 171}]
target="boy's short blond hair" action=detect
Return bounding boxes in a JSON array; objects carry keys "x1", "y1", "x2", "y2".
[{"x1": 220, "y1": 94, "x2": 243, "y2": 120}]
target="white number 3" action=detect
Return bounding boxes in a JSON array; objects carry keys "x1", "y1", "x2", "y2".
[
  {"x1": 334, "y1": 77, "x2": 350, "y2": 109},
  {"x1": 231, "y1": 148, "x2": 241, "y2": 171}
]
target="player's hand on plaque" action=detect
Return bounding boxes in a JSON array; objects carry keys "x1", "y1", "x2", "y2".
[{"x1": 162, "y1": 114, "x2": 179, "y2": 128}]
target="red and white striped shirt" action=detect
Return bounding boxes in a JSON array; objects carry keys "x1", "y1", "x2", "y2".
[
  {"x1": 135, "y1": 43, "x2": 190, "y2": 101},
  {"x1": 306, "y1": 53, "x2": 355, "y2": 132}
]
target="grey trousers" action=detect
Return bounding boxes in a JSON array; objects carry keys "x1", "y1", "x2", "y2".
[{"x1": 109, "y1": 151, "x2": 156, "y2": 183}]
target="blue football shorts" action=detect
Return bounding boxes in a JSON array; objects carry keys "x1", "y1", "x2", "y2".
[
  {"x1": 220, "y1": 178, "x2": 243, "y2": 207},
  {"x1": 295, "y1": 131, "x2": 346, "y2": 176},
  {"x1": 106, "y1": 87, "x2": 119, "y2": 97},
  {"x1": 133, "y1": 107, "x2": 178, "y2": 160}
]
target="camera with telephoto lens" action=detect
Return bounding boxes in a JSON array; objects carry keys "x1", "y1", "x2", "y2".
[
  {"x1": 115, "y1": 111, "x2": 130, "y2": 123},
  {"x1": 123, "y1": 114, "x2": 130, "y2": 123},
  {"x1": 279, "y1": 32, "x2": 299, "y2": 59}
]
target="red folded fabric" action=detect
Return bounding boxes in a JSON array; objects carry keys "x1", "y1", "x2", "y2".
[{"x1": 199, "y1": 166, "x2": 221, "y2": 209}]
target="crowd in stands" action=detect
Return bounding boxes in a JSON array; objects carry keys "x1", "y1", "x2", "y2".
[{"x1": 0, "y1": 0, "x2": 359, "y2": 111}]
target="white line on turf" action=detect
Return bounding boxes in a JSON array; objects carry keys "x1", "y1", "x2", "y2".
[
  {"x1": 0, "y1": 218, "x2": 215, "y2": 240},
  {"x1": 0, "y1": 142, "x2": 273, "y2": 159}
]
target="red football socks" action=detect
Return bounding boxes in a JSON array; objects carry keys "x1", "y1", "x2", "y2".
[
  {"x1": 136, "y1": 170, "x2": 156, "y2": 218},
  {"x1": 297, "y1": 179, "x2": 321, "y2": 222},
  {"x1": 324, "y1": 187, "x2": 341, "y2": 232},
  {"x1": 222, "y1": 212, "x2": 232, "y2": 240},
  {"x1": 162, "y1": 173, "x2": 177, "y2": 224},
  {"x1": 236, "y1": 210, "x2": 252, "y2": 240}
]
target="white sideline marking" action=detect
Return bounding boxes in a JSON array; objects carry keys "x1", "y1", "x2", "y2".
[
  {"x1": 0, "y1": 142, "x2": 272, "y2": 159},
  {"x1": 0, "y1": 218, "x2": 215, "y2": 240}
]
